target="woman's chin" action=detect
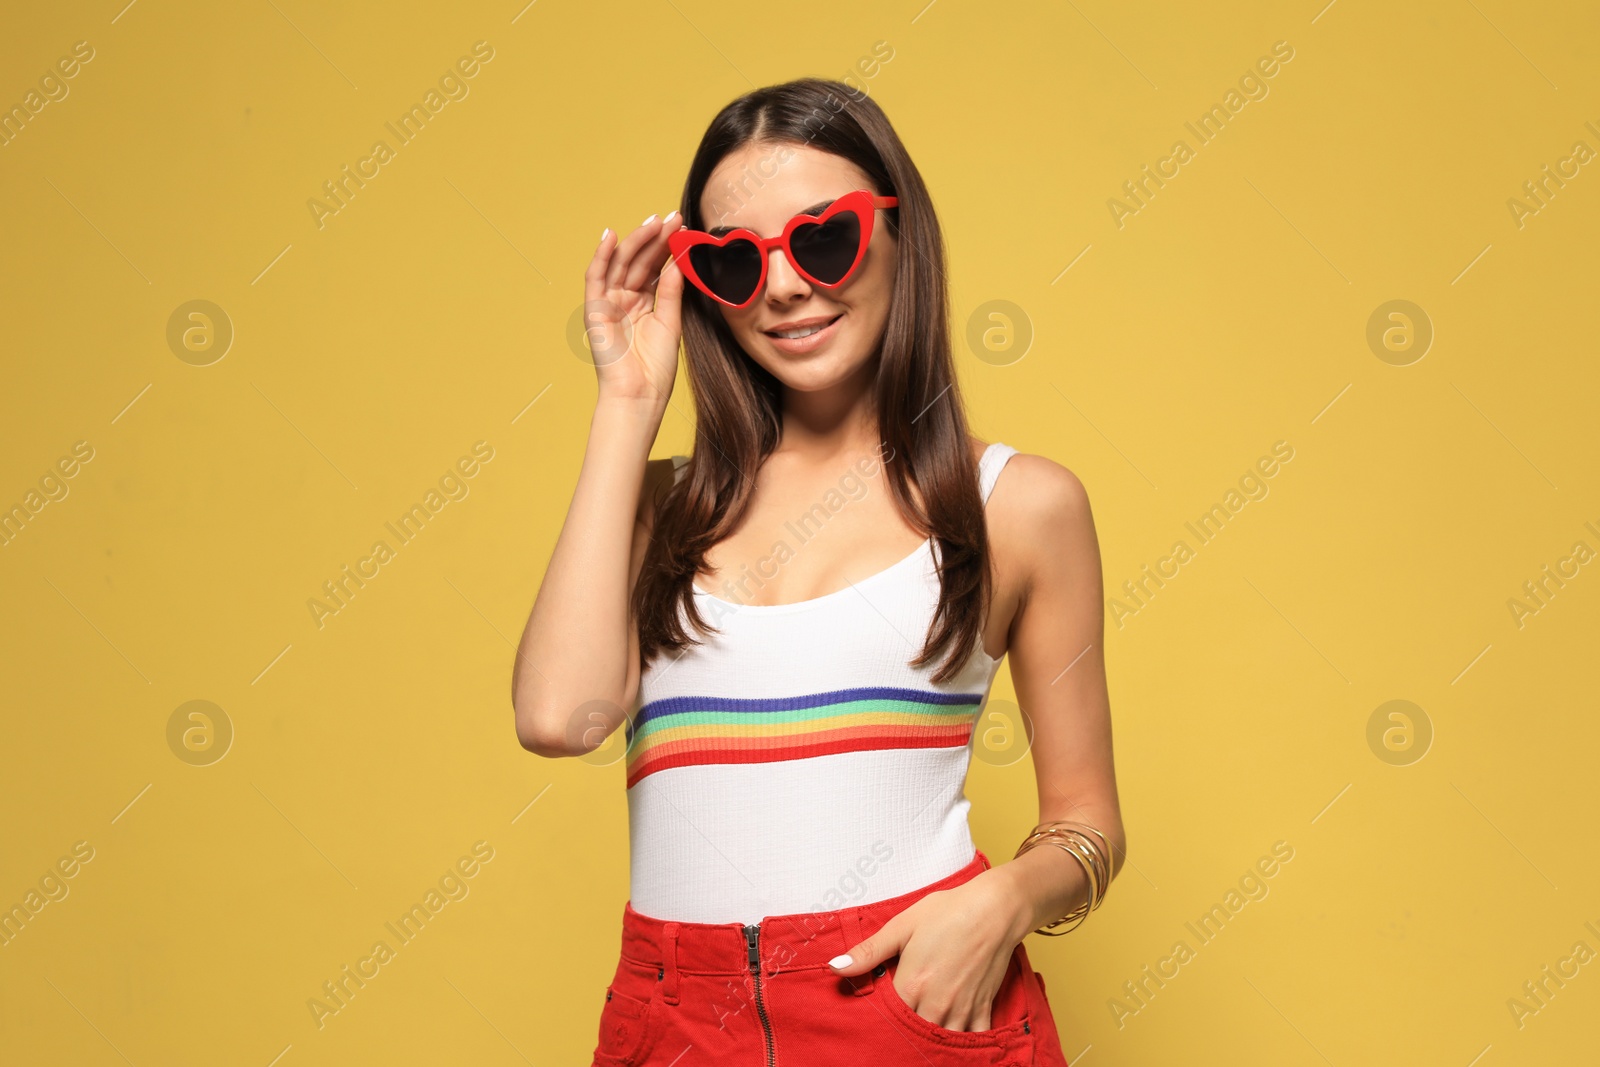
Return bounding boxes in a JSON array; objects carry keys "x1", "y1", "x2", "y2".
[{"x1": 763, "y1": 355, "x2": 873, "y2": 394}]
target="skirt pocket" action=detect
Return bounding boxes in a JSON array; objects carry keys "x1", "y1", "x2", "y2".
[
  {"x1": 872, "y1": 949, "x2": 1034, "y2": 1062},
  {"x1": 592, "y1": 956, "x2": 663, "y2": 1066}
]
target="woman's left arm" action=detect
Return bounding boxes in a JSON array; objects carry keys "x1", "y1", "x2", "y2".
[
  {"x1": 987, "y1": 454, "x2": 1126, "y2": 937},
  {"x1": 829, "y1": 455, "x2": 1126, "y2": 1030}
]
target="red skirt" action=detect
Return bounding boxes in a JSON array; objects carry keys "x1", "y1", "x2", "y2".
[{"x1": 591, "y1": 848, "x2": 1073, "y2": 1066}]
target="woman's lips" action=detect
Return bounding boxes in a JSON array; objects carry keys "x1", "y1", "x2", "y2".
[{"x1": 763, "y1": 313, "x2": 844, "y2": 355}]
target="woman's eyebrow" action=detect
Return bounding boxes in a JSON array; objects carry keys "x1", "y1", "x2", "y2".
[{"x1": 707, "y1": 198, "x2": 836, "y2": 238}]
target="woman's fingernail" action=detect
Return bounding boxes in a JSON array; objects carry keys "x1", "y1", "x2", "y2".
[
  {"x1": 828, "y1": 954, "x2": 853, "y2": 969},
  {"x1": 663, "y1": 210, "x2": 678, "y2": 224},
  {"x1": 600, "y1": 227, "x2": 611, "y2": 241},
  {"x1": 642, "y1": 213, "x2": 658, "y2": 226}
]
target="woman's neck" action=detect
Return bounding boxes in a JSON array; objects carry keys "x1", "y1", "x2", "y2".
[{"x1": 774, "y1": 356, "x2": 881, "y2": 460}]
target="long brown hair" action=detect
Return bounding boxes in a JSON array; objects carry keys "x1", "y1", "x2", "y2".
[{"x1": 634, "y1": 77, "x2": 991, "y2": 685}]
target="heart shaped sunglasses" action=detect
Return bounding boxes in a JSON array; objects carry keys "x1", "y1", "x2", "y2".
[{"x1": 666, "y1": 189, "x2": 899, "y2": 309}]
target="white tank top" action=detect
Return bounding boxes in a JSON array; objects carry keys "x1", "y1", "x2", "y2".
[{"x1": 625, "y1": 441, "x2": 1019, "y2": 924}]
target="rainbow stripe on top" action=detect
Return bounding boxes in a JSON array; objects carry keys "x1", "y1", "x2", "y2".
[{"x1": 624, "y1": 686, "x2": 983, "y2": 788}]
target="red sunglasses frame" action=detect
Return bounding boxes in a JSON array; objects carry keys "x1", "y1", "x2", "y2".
[{"x1": 667, "y1": 189, "x2": 899, "y2": 309}]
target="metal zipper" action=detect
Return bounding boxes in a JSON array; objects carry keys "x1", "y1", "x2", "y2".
[{"x1": 743, "y1": 923, "x2": 776, "y2": 1067}]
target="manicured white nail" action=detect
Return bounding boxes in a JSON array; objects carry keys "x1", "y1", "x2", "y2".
[
  {"x1": 600, "y1": 227, "x2": 611, "y2": 241},
  {"x1": 642, "y1": 213, "x2": 658, "y2": 226},
  {"x1": 829, "y1": 954, "x2": 853, "y2": 969},
  {"x1": 663, "y1": 210, "x2": 678, "y2": 224}
]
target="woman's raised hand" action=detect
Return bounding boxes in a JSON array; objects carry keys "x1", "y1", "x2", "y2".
[{"x1": 582, "y1": 211, "x2": 686, "y2": 407}]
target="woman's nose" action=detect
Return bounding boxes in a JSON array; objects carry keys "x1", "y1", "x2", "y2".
[{"x1": 763, "y1": 247, "x2": 812, "y2": 302}]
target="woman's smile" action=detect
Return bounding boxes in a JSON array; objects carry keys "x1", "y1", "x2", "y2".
[{"x1": 762, "y1": 311, "x2": 846, "y2": 354}]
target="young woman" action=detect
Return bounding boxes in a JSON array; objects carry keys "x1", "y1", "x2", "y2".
[{"x1": 513, "y1": 77, "x2": 1124, "y2": 1066}]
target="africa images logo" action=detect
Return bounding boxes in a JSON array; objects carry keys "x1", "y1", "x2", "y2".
[{"x1": 306, "y1": 41, "x2": 496, "y2": 230}]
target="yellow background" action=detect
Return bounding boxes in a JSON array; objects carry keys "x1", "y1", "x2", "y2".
[{"x1": 2, "y1": 0, "x2": 1597, "y2": 1063}]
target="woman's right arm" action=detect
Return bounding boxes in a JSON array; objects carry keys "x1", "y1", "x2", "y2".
[{"x1": 512, "y1": 210, "x2": 686, "y2": 756}]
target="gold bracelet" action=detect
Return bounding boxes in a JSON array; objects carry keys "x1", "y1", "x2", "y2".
[
  {"x1": 1030, "y1": 821, "x2": 1113, "y2": 907},
  {"x1": 1020, "y1": 833, "x2": 1102, "y2": 935},
  {"x1": 1031, "y1": 843, "x2": 1094, "y2": 935},
  {"x1": 1026, "y1": 841, "x2": 1093, "y2": 935},
  {"x1": 1035, "y1": 823, "x2": 1111, "y2": 909},
  {"x1": 1019, "y1": 826, "x2": 1108, "y2": 900},
  {"x1": 1025, "y1": 830, "x2": 1104, "y2": 922},
  {"x1": 1042, "y1": 820, "x2": 1113, "y2": 872},
  {"x1": 1014, "y1": 821, "x2": 1112, "y2": 935}
]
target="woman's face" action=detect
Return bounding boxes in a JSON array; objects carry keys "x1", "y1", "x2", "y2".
[{"x1": 696, "y1": 143, "x2": 898, "y2": 395}]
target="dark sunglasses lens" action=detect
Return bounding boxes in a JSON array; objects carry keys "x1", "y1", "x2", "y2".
[
  {"x1": 689, "y1": 239, "x2": 762, "y2": 305},
  {"x1": 790, "y1": 212, "x2": 863, "y2": 285}
]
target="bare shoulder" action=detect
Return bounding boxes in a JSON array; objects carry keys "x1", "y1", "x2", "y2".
[
  {"x1": 984, "y1": 449, "x2": 1098, "y2": 585},
  {"x1": 990, "y1": 450, "x2": 1092, "y2": 524}
]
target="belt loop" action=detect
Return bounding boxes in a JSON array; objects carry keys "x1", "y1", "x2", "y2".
[
  {"x1": 662, "y1": 922, "x2": 681, "y2": 1005},
  {"x1": 840, "y1": 907, "x2": 874, "y2": 996}
]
